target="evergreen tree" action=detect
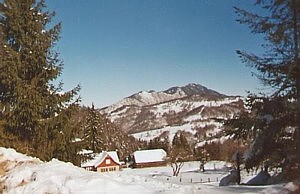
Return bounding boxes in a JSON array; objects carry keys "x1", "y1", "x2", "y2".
[
  {"x1": 75, "y1": 106, "x2": 141, "y2": 162},
  {"x1": 0, "y1": 0, "x2": 80, "y2": 160},
  {"x1": 172, "y1": 131, "x2": 192, "y2": 155},
  {"x1": 50, "y1": 104, "x2": 83, "y2": 165},
  {"x1": 82, "y1": 104, "x2": 104, "y2": 153},
  {"x1": 158, "y1": 135, "x2": 170, "y2": 154},
  {"x1": 226, "y1": 0, "x2": 299, "y2": 179},
  {"x1": 148, "y1": 132, "x2": 170, "y2": 153}
]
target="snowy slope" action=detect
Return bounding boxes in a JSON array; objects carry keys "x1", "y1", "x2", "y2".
[
  {"x1": 132, "y1": 120, "x2": 224, "y2": 143},
  {"x1": 101, "y1": 88, "x2": 186, "y2": 115}
]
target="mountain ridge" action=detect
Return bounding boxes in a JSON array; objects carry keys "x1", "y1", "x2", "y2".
[
  {"x1": 100, "y1": 83, "x2": 231, "y2": 114},
  {"x1": 100, "y1": 83, "x2": 244, "y2": 140},
  {"x1": 164, "y1": 83, "x2": 226, "y2": 97}
]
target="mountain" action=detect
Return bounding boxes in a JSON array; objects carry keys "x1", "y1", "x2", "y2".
[
  {"x1": 101, "y1": 83, "x2": 225, "y2": 114},
  {"x1": 100, "y1": 83, "x2": 244, "y2": 143}
]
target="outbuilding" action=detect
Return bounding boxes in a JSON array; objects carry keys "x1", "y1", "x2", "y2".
[{"x1": 133, "y1": 149, "x2": 167, "y2": 168}]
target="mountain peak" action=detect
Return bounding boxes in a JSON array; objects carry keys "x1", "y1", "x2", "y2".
[{"x1": 164, "y1": 83, "x2": 224, "y2": 97}]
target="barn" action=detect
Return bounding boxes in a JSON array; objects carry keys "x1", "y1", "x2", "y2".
[
  {"x1": 81, "y1": 151, "x2": 121, "y2": 172},
  {"x1": 133, "y1": 149, "x2": 167, "y2": 168}
]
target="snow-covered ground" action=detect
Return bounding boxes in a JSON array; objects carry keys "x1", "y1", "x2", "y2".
[
  {"x1": 131, "y1": 120, "x2": 223, "y2": 142},
  {"x1": 132, "y1": 123, "x2": 197, "y2": 142},
  {"x1": 0, "y1": 147, "x2": 297, "y2": 194}
]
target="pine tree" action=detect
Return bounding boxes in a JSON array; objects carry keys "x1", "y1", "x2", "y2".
[
  {"x1": 147, "y1": 132, "x2": 170, "y2": 153},
  {"x1": 82, "y1": 104, "x2": 105, "y2": 153},
  {"x1": 226, "y1": 0, "x2": 299, "y2": 179},
  {"x1": 0, "y1": 0, "x2": 80, "y2": 160},
  {"x1": 172, "y1": 131, "x2": 192, "y2": 155},
  {"x1": 50, "y1": 104, "x2": 84, "y2": 165},
  {"x1": 75, "y1": 106, "x2": 141, "y2": 162}
]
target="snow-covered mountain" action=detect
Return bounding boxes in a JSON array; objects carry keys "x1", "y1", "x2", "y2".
[
  {"x1": 101, "y1": 83, "x2": 224, "y2": 114},
  {"x1": 100, "y1": 83, "x2": 244, "y2": 142}
]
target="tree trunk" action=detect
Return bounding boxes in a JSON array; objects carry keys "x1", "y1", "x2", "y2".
[
  {"x1": 292, "y1": 0, "x2": 300, "y2": 161},
  {"x1": 171, "y1": 162, "x2": 184, "y2": 176},
  {"x1": 236, "y1": 152, "x2": 241, "y2": 185}
]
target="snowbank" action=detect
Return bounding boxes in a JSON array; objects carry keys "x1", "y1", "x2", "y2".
[
  {"x1": 0, "y1": 147, "x2": 199, "y2": 193},
  {"x1": 0, "y1": 147, "x2": 293, "y2": 194},
  {"x1": 0, "y1": 148, "x2": 154, "y2": 193}
]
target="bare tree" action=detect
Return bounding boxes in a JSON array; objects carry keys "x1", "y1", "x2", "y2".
[
  {"x1": 169, "y1": 147, "x2": 188, "y2": 176},
  {"x1": 169, "y1": 131, "x2": 192, "y2": 176}
]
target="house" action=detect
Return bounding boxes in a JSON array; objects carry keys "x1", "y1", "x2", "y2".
[
  {"x1": 133, "y1": 149, "x2": 167, "y2": 168},
  {"x1": 81, "y1": 151, "x2": 121, "y2": 172}
]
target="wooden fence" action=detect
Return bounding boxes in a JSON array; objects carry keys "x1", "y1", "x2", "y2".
[{"x1": 165, "y1": 177, "x2": 220, "y2": 184}]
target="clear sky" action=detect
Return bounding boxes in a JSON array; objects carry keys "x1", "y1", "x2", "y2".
[{"x1": 46, "y1": 0, "x2": 264, "y2": 108}]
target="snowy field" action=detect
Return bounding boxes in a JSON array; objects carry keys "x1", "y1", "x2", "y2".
[{"x1": 0, "y1": 147, "x2": 297, "y2": 194}]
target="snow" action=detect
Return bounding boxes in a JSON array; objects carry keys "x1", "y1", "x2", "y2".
[
  {"x1": 72, "y1": 137, "x2": 82, "y2": 142},
  {"x1": 101, "y1": 89, "x2": 187, "y2": 115},
  {"x1": 196, "y1": 135, "x2": 231, "y2": 148},
  {"x1": 152, "y1": 100, "x2": 186, "y2": 116},
  {"x1": 282, "y1": 182, "x2": 299, "y2": 192},
  {"x1": 132, "y1": 123, "x2": 196, "y2": 142},
  {"x1": 0, "y1": 148, "x2": 35, "y2": 162},
  {"x1": 150, "y1": 97, "x2": 240, "y2": 118},
  {"x1": 0, "y1": 148, "x2": 151, "y2": 193},
  {"x1": 132, "y1": 119, "x2": 223, "y2": 142},
  {"x1": 0, "y1": 147, "x2": 291, "y2": 194},
  {"x1": 184, "y1": 107, "x2": 205, "y2": 121},
  {"x1": 110, "y1": 106, "x2": 129, "y2": 122},
  {"x1": 133, "y1": 149, "x2": 166, "y2": 163},
  {"x1": 78, "y1": 149, "x2": 93, "y2": 155},
  {"x1": 129, "y1": 96, "x2": 240, "y2": 142}
]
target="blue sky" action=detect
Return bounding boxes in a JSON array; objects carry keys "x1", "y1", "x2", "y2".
[{"x1": 46, "y1": 0, "x2": 264, "y2": 108}]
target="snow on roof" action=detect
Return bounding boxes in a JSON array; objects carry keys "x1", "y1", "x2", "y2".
[
  {"x1": 133, "y1": 149, "x2": 167, "y2": 163},
  {"x1": 81, "y1": 151, "x2": 120, "y2": 168}
]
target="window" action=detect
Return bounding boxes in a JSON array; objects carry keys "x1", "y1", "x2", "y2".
[
  {"x1": 105, "y1": 159, "x2": 111, "y2": 165},
  {"x1": 108, "y1": 167, "x2": 117, "y2": 172}
]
